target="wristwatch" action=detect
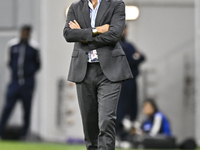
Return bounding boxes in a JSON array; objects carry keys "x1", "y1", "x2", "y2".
[{"x1": 92, "y1": 28, "x2": 98, "y2": 36}]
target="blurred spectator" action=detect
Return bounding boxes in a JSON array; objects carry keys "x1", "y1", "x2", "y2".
[
  {"x1": 116, "y1": 99, "x2": 173, "y2": 149},
  {"x1": 0, "y1": 25, "x2": 40, "y2": 139},
  {"x1": 142, "y1": 99, "x2": 172, "y2": 136},
  {"x1": 116, "y1": 25, "x2": 146, "y2": 140}
]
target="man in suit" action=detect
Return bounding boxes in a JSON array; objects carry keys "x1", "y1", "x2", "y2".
[
  {"x1": 63, "y1": 0, "x2": 133, "y2": 149},
  {"x1": 0, "y1": 25, "x2": 40, "y2": 139}
]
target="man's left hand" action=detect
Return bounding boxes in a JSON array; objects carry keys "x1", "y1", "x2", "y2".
[
  {"x1": 69, "y1": 20, "x2": 88, "y2": 43},
  {"x1": 69, "y1": 20, "x2": 81, "y2": 29}
]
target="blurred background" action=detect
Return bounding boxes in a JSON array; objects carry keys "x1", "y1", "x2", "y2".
[{"x1": 0, "y1": 0, "x2": 200, "y2": 149}]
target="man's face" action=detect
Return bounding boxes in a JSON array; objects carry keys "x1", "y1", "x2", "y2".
[{"x1": 21, "y1": 29, "x2": 30, "y2": 42}]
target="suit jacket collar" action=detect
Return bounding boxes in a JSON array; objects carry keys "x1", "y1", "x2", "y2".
[
  {"x1": 81, "y1": 0, "x2": 91, "y2": 28},
  {"x1": 81, "y1": 0, "x2": 111, "y2": 28},
  {"x1": 95, "y1": 0, "x2": 110, "y2": 26}
]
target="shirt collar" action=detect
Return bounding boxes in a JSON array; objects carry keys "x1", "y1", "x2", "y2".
[{"x1": 88, "y1": 0, "x2": 101, "y2": 10}]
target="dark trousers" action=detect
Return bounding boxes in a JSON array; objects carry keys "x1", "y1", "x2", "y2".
[
  {"x1": 0, "y1": 77, "x2": 34, "y2": 137},
  {"x1": 116, "y1": 78, "x2": 138, "y2": 140},
  {"x1": 76, "y1": 63, "x2": 122, "y2": 150}
]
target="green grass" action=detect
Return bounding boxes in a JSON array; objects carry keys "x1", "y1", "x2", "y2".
[
  {"x1": 0, "y1": 141, "x2": 137, "y2": 150},
  {"x1": 0, "y1": 141, "x2": 198, "y2": 150},
  {"x1": 0, "y1": 141, "x2": 86, "y2": 150}
]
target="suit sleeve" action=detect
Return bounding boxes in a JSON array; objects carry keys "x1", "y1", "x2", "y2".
[
  {"x1": 87, "y1": 1, "x2": 125, "y2": 50},
  {"x1": 150, "y1": 114, "x2": 162, "y2": 136},
  {"x1": 35, "y1": 50, "x2": 41, "y2": 72},
  {"x1": 63, "y1": 4, "x2": 93, "y2": 43},
  {"x1": 5, "y1": 43, "x2": 11, "y2": 68},
  {"x1": 126, "y1": 44, "x2": 146, "y2": 66}
]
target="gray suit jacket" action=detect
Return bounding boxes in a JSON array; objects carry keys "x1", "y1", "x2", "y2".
[{"x1": 64, "y1": 0, "x2": 133, "y2": 82}]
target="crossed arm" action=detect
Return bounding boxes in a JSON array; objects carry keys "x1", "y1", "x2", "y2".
[
  {"x1": 68, "y1": 20, "x2": 109, "y2": 43},
  {"x1": 69, "y1": 20, "x2": 109, "y2": 35},
  {"x1": 63, "y1": 1, "x2": 125, "y2": 50}
]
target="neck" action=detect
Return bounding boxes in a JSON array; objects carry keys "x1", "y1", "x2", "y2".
[
  {"x1": 21, "y1": 39, "x2": 28, "y2": 44},
  {"x1": 90, "y1": 0, "x2": 98, "y2": 2},
  {"x1": 90, "y1": 0, "x2": 98, "y2": 8}
]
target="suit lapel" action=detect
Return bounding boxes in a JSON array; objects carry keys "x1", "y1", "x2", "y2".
[
  {"x1": 81, "y1": 0, "x2": 91, "y2": 28},
  {"x1": 95, "y1": 0, "x2": 111, "y2": 26}
]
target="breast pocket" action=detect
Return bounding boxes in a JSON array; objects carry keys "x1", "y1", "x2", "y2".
[
  {"x1": 72, "y1": 50, "x2": 79, "y2": 58},
  {"x1": 111, "y1": 49, "x2": 125, "y2": 57}
]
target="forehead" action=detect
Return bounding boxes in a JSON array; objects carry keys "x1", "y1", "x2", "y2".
[
  {"x1": 22, "y1": 29, "x2": 30, "y2": 32},
  {"x1": 144, "y1": 102, "x2": 152, "y2": 107},
  {"x1": 21, "y1": 30, "x2": 31, "y2": 35}
]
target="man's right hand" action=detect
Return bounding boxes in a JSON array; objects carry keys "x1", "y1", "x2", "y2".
[{"x1": 96, "y1": 24, "x2": 110, "y2": 34}]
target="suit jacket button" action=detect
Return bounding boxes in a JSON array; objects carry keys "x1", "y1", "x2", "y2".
[{"x1": 85, "y1": 52, "x2": 88, "y2": 54}]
